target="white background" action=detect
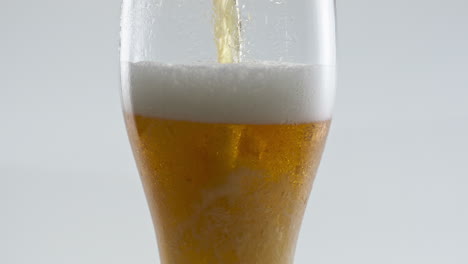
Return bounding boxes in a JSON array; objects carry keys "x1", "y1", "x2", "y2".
[{"x1": 2, "y1": 0, "x2": 468, "y2": 263}]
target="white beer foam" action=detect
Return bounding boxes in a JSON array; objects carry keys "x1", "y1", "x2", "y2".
[{"x1": 121, "y1": 61, "x2": 335, "y2": 124}]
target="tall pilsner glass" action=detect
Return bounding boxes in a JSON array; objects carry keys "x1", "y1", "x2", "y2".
[{"x1": 120, "y1": 0, "x2": 336, "y2": 263}]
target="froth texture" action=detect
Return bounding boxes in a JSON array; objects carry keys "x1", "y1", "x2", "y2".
[{"x1": 121, "y1": 62, "x2": 335, "y2": 124}]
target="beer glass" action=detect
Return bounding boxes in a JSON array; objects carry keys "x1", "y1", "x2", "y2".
[{"x1": 120, "y1": 1, "x2": 336, "y2": 263}]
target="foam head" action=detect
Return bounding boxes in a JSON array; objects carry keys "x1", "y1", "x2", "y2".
[{"x1": 121, "y1": 61, "x2": 335, "y2": 124}]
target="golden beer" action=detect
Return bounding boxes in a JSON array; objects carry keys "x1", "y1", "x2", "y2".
[
  {"x1": 212, "y1": 0, "x2": 242, "y2": 63},
  {"x1": 121, "y1": 59, "x2": 335, "y2": 263},
  {"x1": 125, "y1": 114, "x2": 330, "y2": 264},
  {"x1": 120, "y1": 0, "x2": 336, "y2": 262}
]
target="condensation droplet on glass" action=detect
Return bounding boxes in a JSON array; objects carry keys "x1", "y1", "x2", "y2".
[
  {"x1": 176, "y1": 0, "x2": 183, "y2": 8},
  {"x1": 269, "y1": 0, "x2": 284, "y2": 5}
]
